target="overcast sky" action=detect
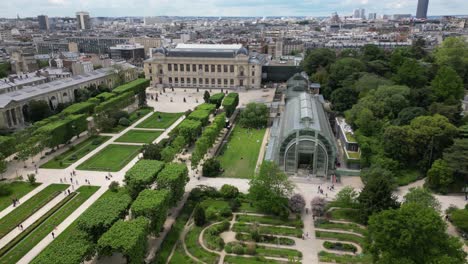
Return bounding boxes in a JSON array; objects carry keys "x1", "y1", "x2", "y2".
[{"x1": 1, "y1": 0, "x2": 466, "y2": 18}]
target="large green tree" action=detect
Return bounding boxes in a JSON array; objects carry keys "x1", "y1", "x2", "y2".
[
  {"x1": 249, "y1": 161, "x2": 294, "y2": 216},
  {"x1": 353, "y1": 73, "x2": 393, "y2": 97},
  {"x1": 431, "y1": 66, "x2": 464, "y2": 102},
  {"x1": 367, "y1": 203, "x2": 466, "y2": 264},
  {"x1": 434, "y1": 36, "x2": 468, "y2": 83},
  {"x1": 403, "y1": 187, "x2": 441, "y2": 211},
  {"x1": 328, "y1": 57, "x2": 366, "y2": 89},
  {"x1": 426, "y1": 159, "x2": 454, "y2": 193},
  {"x1": 28, "y1": 100, "x2": 52, "y2": 123},
  {"x1": 393, "y1": 59, "x2": 428, "y2": 88},
  {"x1": 239, "y1": 102, "x2": 268, "y2": 129},
  {"x1": 442, "y1": 138, "x2": 468, "y2": 187},
  {"x1": 330, "y1": 87, "x2": 358, "y2": 113},
  {"x1": 302, "y1": 48, "x2": 336, "y2": 75}
]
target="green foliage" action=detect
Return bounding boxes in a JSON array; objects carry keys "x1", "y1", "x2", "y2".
[
  {"x1": 77, "y1": 189, "x2": 132, "y2": 242},
  {"x1": 330, "y1": 186, "x2": 359, "y2": 209},
  {"x1": 249, "y1": 161, "x2": 293, "y2": 216},
  {"x1": 303, "y1": 48, "x2": 336, "y2": 75},
  {"x1": 131, "y1": 189, "x2": 170, "y2": 234},
  {"x1": 393, "y1": 59, "x2": 428, "y2": 88},
  {"x1": 193, "y1": 205, "x2": 206, "y2": 226},
  {"x1": 353, "y1": 73, "x2": 393, "y2": 97},
  {"x1": 331, "y1": 87, "x2": 358, "y2": 112},
  {"x1": 450, "y1": 208, "x2": 468, "y2": 234},
  {"x1": 361, "y1": 44, "x2": 386, "y2": 61},
  {"x1": 35, "y1": 114, "x2": 87, "y2": 148},
  {"x1": 208, "y1": 93, "x2": 225, "y2": 108},
  {"x1": 124, "y1": 159, "x2": 164, "y2": 198},
  {"x1": 196, "y1": 103, "x2": 217, "y2": 114},
  {"x1": 0, "y1": 62, "x2": 10, "y2": 78},
  {"x1": 431, "y1": 66, "x2": 464, "y2": 102},
  {"x1": 222, "y1": 93, "x2": 239, "y2": 117},
  {"x1": 328, "y1": 57, "x2": 365, "y2": 89},
  {"x1": 323, "y1": 241, "x2": 357, "y2": 252},
  {"x1": 403, "y1": 187, "x2": 441, "y2": 211},
  {"x1": 191, "y1": 113, "x2": 226, "y2": 166},
  {"x1": 395, "y1": 107, "x2": 427, "y2": 125},
  {"x1": 27, "y1": 100, "x2": 52, "y2": 123},
  {"x1": 141, "y1": 143, "x2": 162, "y2": 160},
  {"x1": 95, "y1": 92, "x2": 115, "y2": 102},
  {"x1": 62, "y1": 101, "x2": 95, "y2": 115},
  {"x1": 97, "y1": 217, "x2": 149, "y2": 264},
  {"x1": 203, "y1": 90, "x2": 210, "y2": 103},
  {"x1": 95, "y1": 91, "x2": 135, "y2": 113},
  {"x1": 0, "y1": 136, "x2": 15, "y2": 157},
  {"x1": 173, "y1": 119, "x2": 202, "y2": 144},
  {"x1": 202, "y1": 158, "x2": 221, "y2": 177},
  {"x1": 367, "y1": 203, "x2": 466, "y2": 264},
  {"x1": 111, "y1": 78, "x2": 149, "y2": 95},
  {"x1": 156, "y1": 163, "x2": 188, "y2": 205},
  {"x1": 442, "y1": 138, "x2": 468, "y2": 187},
  {"x1": 434, "y1": 36, "x2": 468, "y2": 83},
  {"x1": 239, "y1": 102, "x2": 268, "y2": 129},
  {"x1": 220, "y1": 184, "x2": 239, "y2": 199},
  {"x1": 27, "y1": 173, "x2": 36, "y2": 185},
  {"x1": 187, "y1": 109, "x2": 210, "y2": 126},
  {"x1": 109, "y1": 181, "x2": 120, "y2": 192}
]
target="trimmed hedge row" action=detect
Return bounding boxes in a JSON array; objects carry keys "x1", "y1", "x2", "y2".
[
  {"x1": 222, "y1": 93, "x2": 239, "y2": 117},
  {"x1": 196, "y1": 103, "x2": 217, "y2": 114},
  {"x1": 95, "y1": 92, "x2": 115, "y2": 102},
  {"x1": 209, "y1": 93, "x2": 225, "y2": 108},
  {"x1": 62, "y1": 102, "x2": 95, "y2": 115},
  {"x1": 156, "y1": 163, "x2": 189, "y2": 205},
  {"x1": 172, "y1": 119, "x2": 202, "y2": 144},
  {"x1": 77, "y1": 189, "x2": 132, "y2": 242},
  {"x1": 35, "y1": 114, "x2": 87, "y2": 148},
  {"x1": 191, "y1": 113, "x2": 226, "y2": 166},
  {"x1": 95, "y1": 91, "x2": 135, "y2": 113},
  {"x1": 187, "y1": 110, "x2": 210, "y2": 126},
  {"x1": 97, "y1": 217, "x2": 149, "y2": 264},
  {"x1": 161, "y1": 135, "x2": 186, "y2": 162},
  {"x1": 131, "y1": 189, "x2": 170, "y2": 234},
  {"x1": 112, "y1": 78, "x2": 149, "y2": 95},
  {"x1": 124, "y1": 160, "x2": 165, "y2": 199}
]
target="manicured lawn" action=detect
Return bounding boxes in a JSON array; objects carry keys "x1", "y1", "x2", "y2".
[
  {"x1": 232, "y1": 223, "x2": 302, "y2": 238},
  {"x1": 185, "y1": 225, "x2": 219, "y2": 264},
  {"x1": 0, "y1": 182, "x2": 40, "y2": 212},
  {"x1": 235, "y1": 233, "x2": 295, "y2": 246},
  {"x1": 223, "y1": 256, "x2": 283, "y2": 264},
  {"x1": 256, "y1": 245, "x2": 302, "y2": 259},
  {"x1": 0, "y1": 186, "x2": 99, "y2": 264},
  {"x1": 236, "y1": 214, "x2": 302, "y2": 227},
  {"x1": 0, "y1": 184, "x2": 68, "y2": 239},
  {"x1": 329, "y1": 208, "x2": 361, "y2": 223},
  {"x1": 319, "y1": 251, "x2": 372, "y2": 263},
  {"x1": 108, "y1": 107, "x2": 154, "y2": 133},
  {"x1": 168, "y1": 243, "x2": 197, "y2": 264},
  {"x1": 218, "y1": 126, "x2": 266, "y2": 178},
  {"x1": 40, "y1": 136, "x2": 111, "y2": 169},
  {"x1": 76, "y1": 144, "x2": 141, "y2": 172},
  {"x1": 115, "y1": 130, "x2": 163, "y2": 144},
  {"x1": 136, "y1": 112, "x2": 183, "y2": 129},
  {"x1": 315, "y1": 230, "x2": 365, "y2": 245},
  {"x1": 315, "y1": 221, "x2": 367, "y2": 236},
  {"x1": 239, "y1": 202, "x2": 262, "y2": 213}
]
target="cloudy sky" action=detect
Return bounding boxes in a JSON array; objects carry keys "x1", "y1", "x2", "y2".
[{"x1": 1, "y1": 0, "x2": 466, "y2": 18}]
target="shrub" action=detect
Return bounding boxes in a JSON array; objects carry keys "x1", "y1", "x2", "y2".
[
  {"x1": 220, "y1": 184, "x2": 239, "y2": 199},
  {"x1": 245, "y1": 243, "x2": 256, "y2": 255},
  {"x1": 209, "y1": 93, "x2": 225, "y2": 108},
  {"x1": 118, "y1": 117, "x2": 130, "y2": 127},
  {"x1": 0, "y1": 183, "x2": 12, "y2": 196},
  {"x1": 187, "y1": 110, "x2": 210, "y2": 126},
  {"x1": 311, "y1": 196, "x2": 326, "y2": 217},
  {"x1": 112, "y1": 78, "x2": 149, "y2": 95},
  {"x1": 109, "y1": 181, "x2": 120, "y2": 192},
  {"x1": 124, "y1": 160, "x2": 165, "y2": 199},
  {"x1": 62, "y1": 102, "x2": 95, "y2": 115},
  {"x1": 156, "y1": 163, "x2": 189, "y2": 205},
  {"x1": 222, "y1": 93, "x2": 239, "y2": 117},
  {"x1": 196, "y1": 103, "x2": 217, "y2": 114},
  {"x1": 131, "y1": 189, "x2": 170, "y2": 234},
  {"x1": 232, "y1": 243, "x2": 244, "y2": 255},
  {"x1": 202, "y1": 158, "x2": 221, "y2": 177},
  {"x1": 194, "y1": 205, "x2": 206, "y2": 226},
  {"x1": 229, "y1": 198, "x2": 241, "y2": 211},
  {"x1": 205, "y1": 207, "x2": 217, "y2": 220},
  {"x1": 27, "y1": 174, "x2": 36, "y2": 185},
  {"x1": 288, "y1": 194, "x2": 306, "y2": 213},
  {"x1": 219, "y1": 206, "x2": 233, "y2": 218}
]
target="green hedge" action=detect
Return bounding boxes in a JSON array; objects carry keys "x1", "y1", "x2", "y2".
[
  {"x1": 131, "y1": 189, "x2": 170, "y2": 234},
  {"x1": 160, "y1": 135, "x2": 186, "y2": 162},
  {"x1": 187, "y1": 110, "x2": 210, "y2": 126},
  {"x1": 86, "y1": 97, "x2": 101, "y2": 105},
  {"x1": 209, "y1": 93, "x2": 225, "y2": 108},
  {"x1": 0, "y1": 136, "x2": 15, "y2": 157},
  {"x1": 112, "y1": 78, "x2": 149, "y2": 95},
  {"x1": 97, "y1": 217, "x2": 149, "y2": 264},
  {"x1": 95, "y1": 92, "x2": 115, "y2": 102},
  {"x1": 124, "y1": 160, "x2": 165, "y2": 199},
  {"x1": 95, "y1": 91, "x2": 135, "y2": 113},
  {"x1": 62, "y1": 102, "x2": 95, "y2": 115},
  {"x1": 222, "y1": 93, "x2": 239, "y2": 117},
  {"x1": 191, "y1": 113, "x2": 226, "y2": 166},
  {"x1": 172, "y1": 119, "x2": 202, "y2": 144},
  {"x1": 77, "y1": 189, "x2": 132, "y2": 242},
  {"x1": 196, "y1": 103, "x2": 217, "y2": 114},
  {"x1": 156, "y1": 163, "x2": 189, "y2": 205},
  {"x1": 35, "y1": 114, "x2": 87, "y2": 148}
]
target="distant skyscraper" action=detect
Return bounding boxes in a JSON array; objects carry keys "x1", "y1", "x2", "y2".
[
  {"x1": 76, "y1": 11, "x2": 91, "y2": 30},
  {"x1": 353, "y1": 9, "x2": 360, "y2": 19},
  {"x1": 38, "y1": 15, "x2": 49, "y2": 31},
  {"x1": 416, "y1": 0, "x2": 429, "y2": 19},
  {"x1": 368, "y1": 13, "x2": 377, "y2": 20}
]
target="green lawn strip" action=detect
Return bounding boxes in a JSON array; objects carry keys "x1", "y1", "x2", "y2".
[
  {"x1": 40, "y1": 136, "x2": 111, "y2": 169},
  {"x1": 236, "y1": 214, "x2": 302, "y2": 227},
  {"x1": 185, "y1": 225, "x2": 219, "y2": 264},
  {"x1": 329, "y1": 208, "x2": 361, "y2": 223},
  {"x1": 153, "y1": 200, "x2": 196, "y2": 264},
  {"x1": 318, "y1": 251, "x2": 372, "y2": 264},
  {"x1": 315, "y1": 231, "x2": 365, "y2": 246},
  {"x1": 76, "y1": 144, "x2": 141, "y2": 172},
  {"x1": 235, "y1": 233, "x2": 295, "y2": 246},
  {"x1": 256, "y1": 245, "x2": 302, "y2": 259},
  {"x1": 315, "y1": 221, "x2": 367, "y2": 236},
  {"x1": 168, "y1": 242, "x2": 197, "y2": 264},
  {"x1": 223, "y1": 255, "x2": 285, "y2": 264},
  {"x1": 0, "y1": 186, "x2": 99, "y2": 264},
  {"x1": 136, "y1": 112, "x2": 183, "y2": 129},
  {"x1": 109, "y1": 108, "x2": 154, "y2": 133},
  {"x1": 239, "y1": 203, "x2": 262, "y2": 213},
  {"x1": 218, "y1": 127, "x2": 265, "y2": 179},
  {"x1": 0, "y1": 184, "x2": 69, "y2": 239},
  {"x1": 232, "y1": 223, "x2": 302, "y2": 238},
  {"x1": 0, "y1": 182, "x2": 41, "y2": 212},
  {"x1": 115, "y1": 130, "x2": 163, "y2": 144}
]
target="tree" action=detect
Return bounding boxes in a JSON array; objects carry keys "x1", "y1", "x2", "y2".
[
  {"x1": 395, "y1": 107, "x2": 426, "y2": 125},
  {"x1": 203, "y1": 90, "x2": 210, "y2": 103},
  {"x1": 0, "y1": 62, "x2": 11, "y2": 78},
  {"x1": 288, "y1": 194, "x2": 306, "y2": 214},
  {"x1": 382, "y1": 126, "x2": 412, "y2": 165},
  {"x1": 220, "y1": 184, "x2": 239, "y2": 199},
  {"x1": 311, "y1": 196, "x2": 326, "y2": 217},
  {"x1": 360, "y1": 44, "x2": 386, "y2": 62},
  {"x1": 393, "y1": 59, "x2": 428, "y2": 88},
  {"x1": 442, "y1": 138, "x2": 468, "y2": 186},
  {"x1": 27, "y1": 174, "x2": 36, "y2": 185},
  {"x1": 357, "y1": 174, "x2": 399, "y2": 224},
  {"x1": 0, "y1": 155, "x2": 7, "y2": 179},
  {"x1": 302, "y1": 48, "x2": 336, "y2": 75},
  {"x1": 434, "y1": 36, "x2": 468, "y2": 83},
  {"x1": 194, "y1": 205, "x2": 206, "y2": 226},
  {"x1": 28, "y1": 100, "x2": 52, "y2": 123},
  {"x1": 239, "y1": 103, "x2": 268, "y2": 129},
  {"x1": 367, "y1": 203, "x2": 466, "y2": 264},
  {"x1": 426, "y1": 159, "x2": 454, "y2": 193},
  {"x1": 332, "y1": 186, "x2": 358, "y2": 208},
  {"x1": 403, "y1": 187, "x2": 441, "y2": 211},
  {"x1": 142, "y1": 143, "x2": 162, "y2": 160},
  {"x1": 330, "y1": 87, "x2": 358, "y2": 113},
  {"x1": 431, "y1": 66, "x2": 464, "y2": 102},
  {"x1": 249, "y1": 161, "x2": 294, "y2": 216},
  {"x1": 328, "y1": 58, "x2": 365, "y2": 89},
  {"x1": 202, "y1": 158, "x2": 221, "y2": 177}
]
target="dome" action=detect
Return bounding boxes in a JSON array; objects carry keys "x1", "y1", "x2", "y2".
[
  {"x1": 152, "y1": 47, "x2": 167, "y2": 55},
  {"x1": 236, "y1": 47, "x2": 248, "y2": 56}
]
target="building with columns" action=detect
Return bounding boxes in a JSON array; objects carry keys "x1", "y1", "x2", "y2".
[
  {"x1": 0, "y1": 68, "x2": 118, "y2": 129},
  {"x1": 144, "y1": 44, "x2": 266, "y2": 90}
]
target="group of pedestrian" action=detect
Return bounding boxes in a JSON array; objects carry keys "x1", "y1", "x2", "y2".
[
  {"x1": 105, "y1": 172, "x2": 113, "y2": 180},
  {"x1": 302, "y1": 232, "x2": 310, "y2": 240},
  {"x1": 17, "y1": 224, "x2": 24, "y2": 231},
  {"x1": 11, "y1": 197, "x2": 20, "y2": 207}
]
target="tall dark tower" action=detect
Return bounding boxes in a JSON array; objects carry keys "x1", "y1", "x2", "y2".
[{"x1": 416, "y1": 0, "x2": 429, "y2": 19}]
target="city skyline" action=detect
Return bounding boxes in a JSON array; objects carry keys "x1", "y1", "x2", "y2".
[{"x1": 1, "y1": 0, "x2": 468, "y2": 18}]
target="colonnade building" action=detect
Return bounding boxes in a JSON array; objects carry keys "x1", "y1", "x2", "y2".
[{"x1": 143, "y1": 44, "x2": 266, "y2": 90}]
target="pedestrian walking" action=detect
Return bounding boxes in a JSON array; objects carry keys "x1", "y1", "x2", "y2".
[
  {"x1": 51, "y1": 232, "x2": 55, "y2": 239},
  {"x1": 67, "y1": 189, "x2": 71, "y2": 195},
  {"x1": 70, "y1": 172, "x2": 72, "y2": 177},
  {"x1": 20, "y1": 224, "x2": 23, "y2": 230},
  {"x1": 70, "y1": 177, "x2": 72, "y2": 183},
  {"x1": 59, "y1": 178, "x2": 63, "y2": 183}
]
